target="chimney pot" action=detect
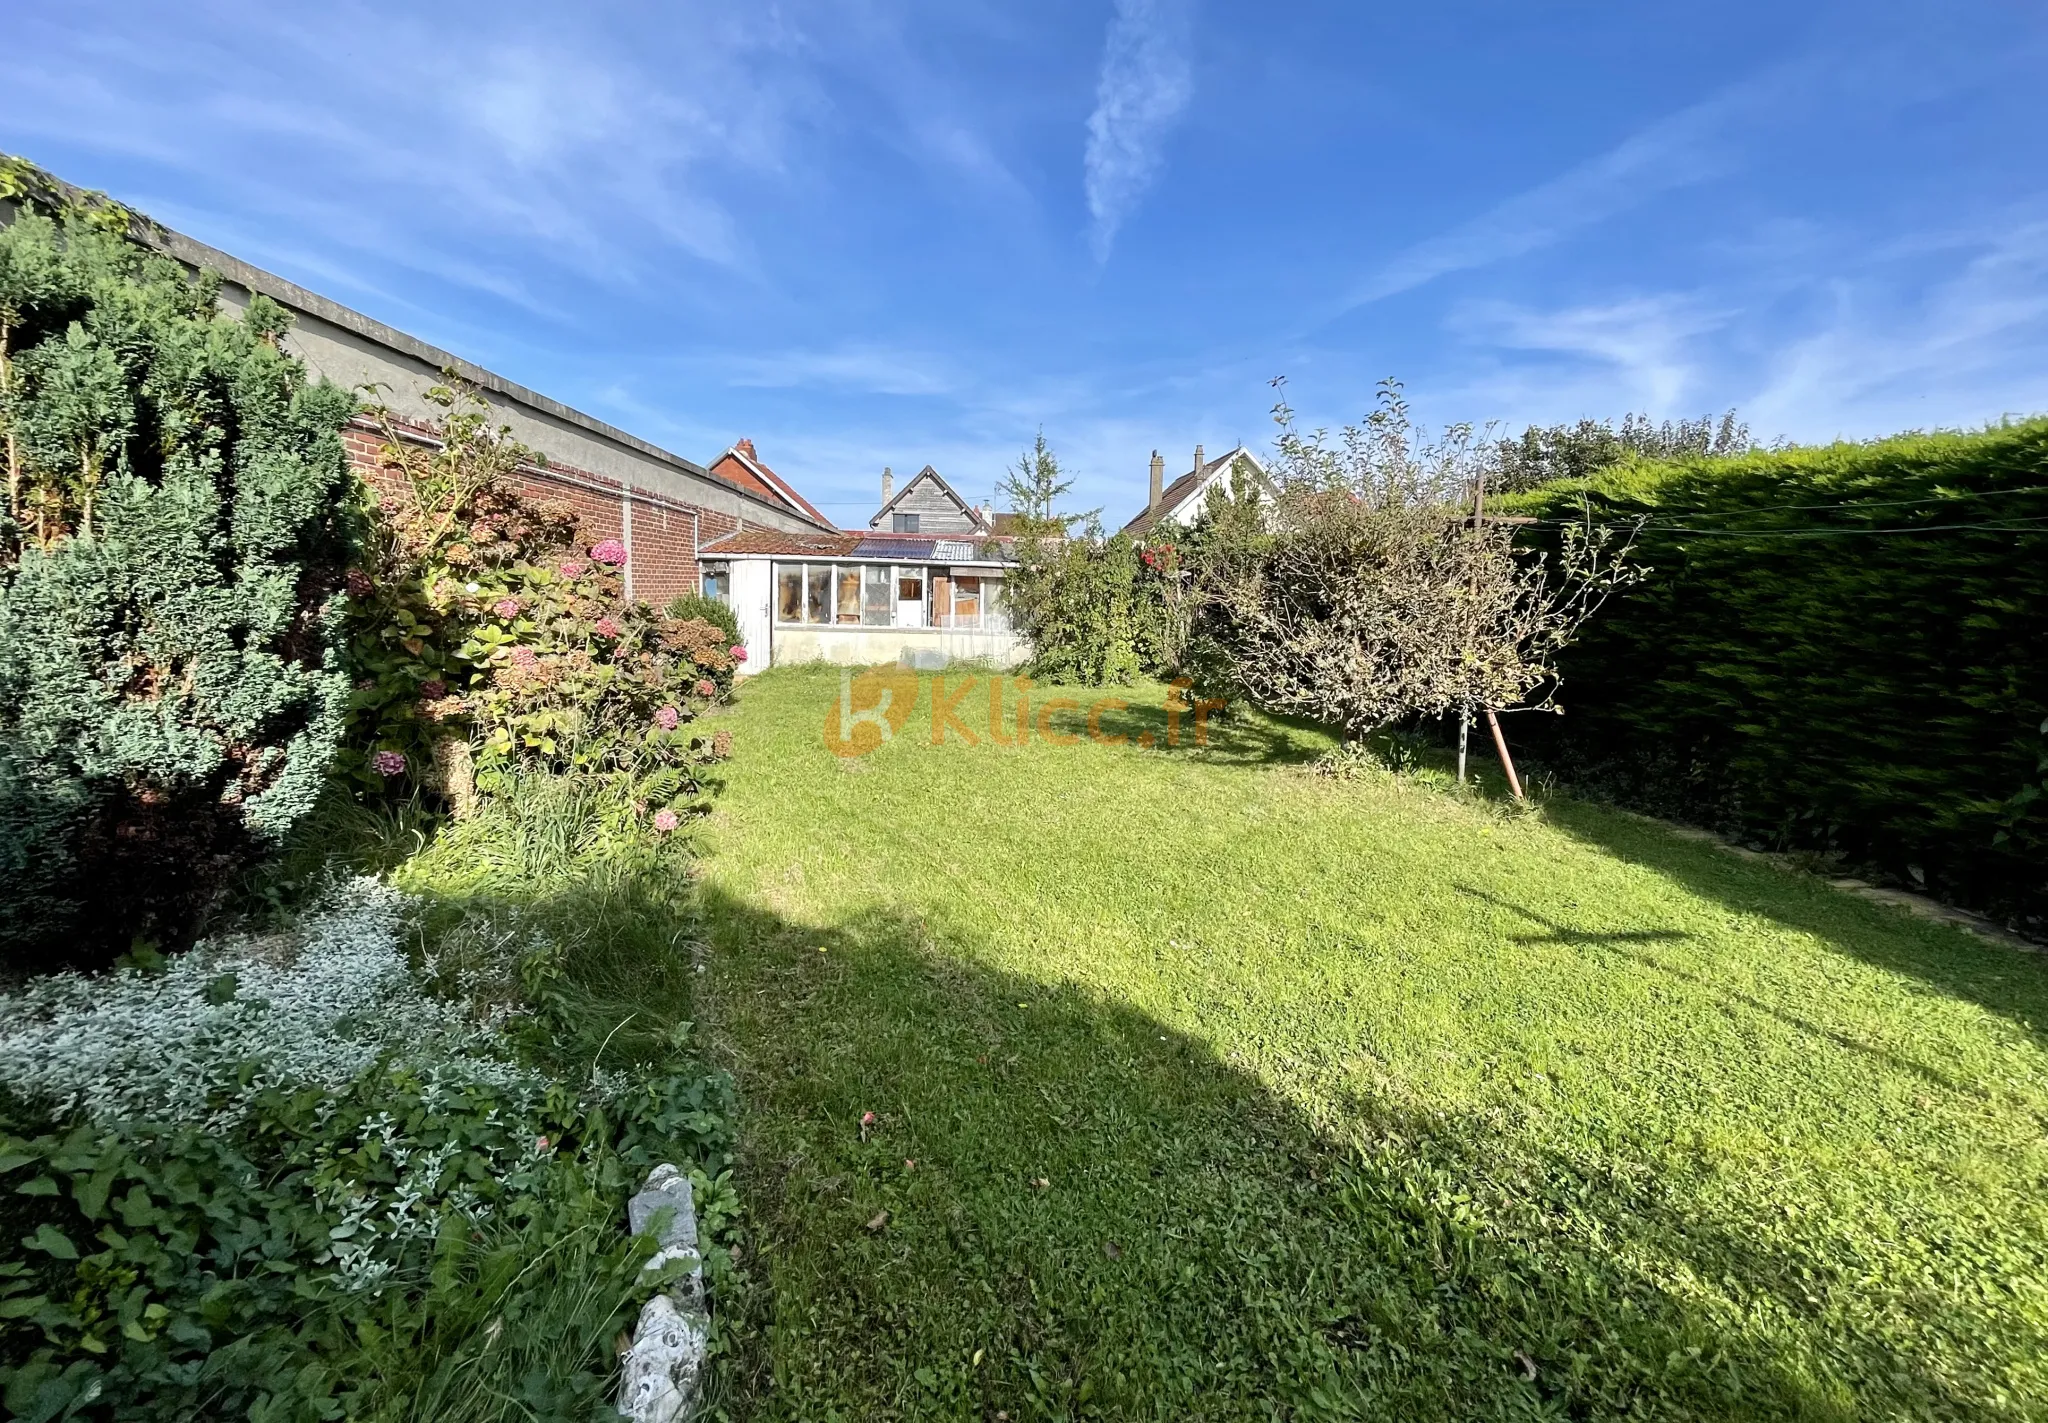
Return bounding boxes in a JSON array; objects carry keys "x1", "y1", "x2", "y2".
[
  {"x1": 736, "y1": 437, "x2": 756, "y2": 459},
  {"x1": 1148, "y1": 450, "x2": 1164, "y2": 511}
]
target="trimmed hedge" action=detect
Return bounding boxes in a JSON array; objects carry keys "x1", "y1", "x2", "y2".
[{"x1": 1505, "y1": 421, "x2": 2048, "y2": 921}]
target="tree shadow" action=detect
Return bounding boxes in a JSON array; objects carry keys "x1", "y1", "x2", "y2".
[
  {"x1": 697, "y1": 883, "x2": 2037, "y2": 1421},
  {"x1": 1052, "y1": 695, "x2": 1327, "y2": 768},
  {"x1": 1538, "y1": 797, "x2": 2048, "y2": 1049}
]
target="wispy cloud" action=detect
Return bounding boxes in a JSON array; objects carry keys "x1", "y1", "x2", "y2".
[
  {"x1": 714, "y1": 344, "x2": 960, "y2": 398},
  {"x1": 1337, "y1": 65, "x2": 1809, "y2": 314},
  {"x1": 1453, "y1": 294, "x2": 1732, "y2": 416},
  {"x1": 1084, "y1": 0, "x2": 1194, "y2": 262}
]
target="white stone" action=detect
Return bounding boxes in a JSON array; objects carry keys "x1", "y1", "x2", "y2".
[{"x1": 617, "y1": 1164, "x2": 711, "y2": 1423}]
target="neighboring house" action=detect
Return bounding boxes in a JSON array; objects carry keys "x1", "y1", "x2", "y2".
[
  {"x1": 1120, "y1": 444, "x2": 1271, "y2": 539},
  {"x1": 705, "y1": 438, "x2": 838, "y2": 532},
  {"x1": 698, "y1": 526, "x2": 1025, "y2": 673},
  {"x1": 868, "y1": 464, "x2": 992, "y2": 534}
]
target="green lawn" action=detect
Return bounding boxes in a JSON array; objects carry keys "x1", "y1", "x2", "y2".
[{"x1": 694, "y1": 666, "x2": 2048, "y2": 1421}]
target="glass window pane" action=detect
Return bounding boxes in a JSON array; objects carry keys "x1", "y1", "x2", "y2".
[
  {"x1": 893, "y1": 512, "x2": 919, "y2": 533},
  {"x1": 953, "y1": 574, "x2": 981, "y2": 628},
  {"x1": 864, "y1": 565, "x2": 892, "y2": 625},
  {"x1": 776, "y1": 564, "x2": 802, "y2": 622},
  {"x1": 806, "y1": 565, "x2": 830, "y2": 623},
  {"x1": 983, "y1": 578, "x2": 1008, "y2": 631},
  {"x1": 702, "y1": 562, "x2": 730, "y2": 602},
  {"x1": 836, "y1": 567, "x2": 862, "y2": 623}
]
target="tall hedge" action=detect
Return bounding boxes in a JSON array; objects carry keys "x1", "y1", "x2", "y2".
[
  {"x1": 1506, "y1": 422, "x2": 2048, "y2": 921},
  {"x1": 0, "y1": 175, "x2": 356, "y2": 967}
]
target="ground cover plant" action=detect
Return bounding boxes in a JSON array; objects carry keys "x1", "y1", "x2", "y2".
[
  {"x1": 0, "y1": 788, "x2": 739, "y2": 1423},
  {"x1": 697, "y1": 665, "x2": 2048, "y2": 1421},
  {"x1": 1502, "y1": 420, "x2": 2048, "y2": 925}
]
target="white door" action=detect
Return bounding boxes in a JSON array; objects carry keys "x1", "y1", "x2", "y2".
[{"x1": 895, "y1": 566, "x2": 926, "y2": 628}]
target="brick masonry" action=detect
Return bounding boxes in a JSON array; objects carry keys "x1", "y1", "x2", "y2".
[{"x1": 343, "y1": 416, "x2": 772, "y2": 609}]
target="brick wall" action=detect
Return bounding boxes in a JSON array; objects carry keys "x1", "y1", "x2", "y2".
[{"x1": 343, "y1": 416, "x2": 763, "y2": 609}]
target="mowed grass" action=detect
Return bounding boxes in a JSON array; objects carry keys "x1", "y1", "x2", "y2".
[{"x1": 694, "y1": 666, "x2": 2048, "y2": 1421}]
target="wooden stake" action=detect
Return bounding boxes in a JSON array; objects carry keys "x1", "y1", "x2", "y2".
[{"x1": 1485, "y1": 707, "x2": 1524, "y2": 800}]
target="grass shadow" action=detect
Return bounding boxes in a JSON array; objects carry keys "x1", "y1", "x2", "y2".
[
  {"x1": 1539, "y1": 797, "x2": 2048, "y2": 1048},
  {"x1": 699, "y1": 883, "x2": 2036, "y2": 1421}
]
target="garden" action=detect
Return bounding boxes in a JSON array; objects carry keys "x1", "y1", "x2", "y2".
[{"x1": 4, "y1": 159, "x2": 2047, "y2": 1423}]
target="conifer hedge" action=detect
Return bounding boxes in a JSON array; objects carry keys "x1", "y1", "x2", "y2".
[
  {"x1": 0, "y1": 166, "x2": 356, "y2": 966},
  {"x1": 1506, "y1": 422, "x2": 2048, "y2": 921}
]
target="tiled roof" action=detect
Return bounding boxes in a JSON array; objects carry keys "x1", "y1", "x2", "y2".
[
  {"x1": 708, "y1": 441, "x2": 837, "y2": 530},
  {"x1": 1121, "y1": 446, "x2": 1268, "y2": 537},
  {"x1": 700, "y1": 529, "x2": 860, "y2": 557}
]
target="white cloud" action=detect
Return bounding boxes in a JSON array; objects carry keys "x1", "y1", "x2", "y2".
[
  {"x1": 1337, "y1": 64, "x2": 1810, "y2": 314},
  {"x1": 1084, "y1": 0, "x2": 1194, "y2": 262},
  {"x1": 1452, "y1": 294, "x2": 1731, "y2": 418},
  {"x1": 714, "y1": 344, "x2": 960, "y2": 398}
]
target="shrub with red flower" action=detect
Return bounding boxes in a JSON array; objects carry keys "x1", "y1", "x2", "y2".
[
  {"x1": 342, "y1": 380, "x2": 730, "y2": 805},
  {"x1": 694, "y1": 678, "x2": 717, "y2": 698},
  {"x1": 370, "y1": 750, "x2": 407, "y2": 777},
  {"x1": 652, "y1": 808, "x2": 680, "y2": 833},
  {"x1": 730, "y1": 645, "x2": 748, "y2": 663}
]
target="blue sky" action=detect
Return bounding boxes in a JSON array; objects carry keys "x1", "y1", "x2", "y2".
[{"x1": 5, "y1": 0, "x2": 2045, "y2": 525}]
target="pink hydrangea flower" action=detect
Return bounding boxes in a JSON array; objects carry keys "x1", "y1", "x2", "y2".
[
  {"x1": 695, "y1": 678, "x2": 717, "y2": 698},
  {"x1": 493, "y1": 597, "x2": 521, "y2": 619},
  {"x1": 509, "y1": 646, "x2": 539, "y2": 669},
  {"x1": 590, "y1": 539, "x2": 627, "y2": 566},
  {"x1": 730, "y1": 645, "x2": 748, "y2": 663},
  {"x1": 653, "y1": 705, "x2": 680, "y2": 730},
  {"x1": 370, "y1": 750, "x2": 407, "y2": 777},
  {"x1": 558, "y1": 559, "x2": 586, "y2": 579},
  {"x1": 595, "y1": 616, "x2": 621, "y2": 639},
  {"x1": 419, "y1": 678, "x2": 448, "y2": 700},
  {"x1": 652, "y1": 808, "x2": 680, "y2": 833}
]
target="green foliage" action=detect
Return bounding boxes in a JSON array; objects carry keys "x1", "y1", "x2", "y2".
[
  {"x1": 1492, "y1": 409, "x2": 1754, "y2": 493},
  {"x1": 0, "y1": 175, "x2": 354, "y2": 967},
  {"x1": 663, "y1": 590, "x2": 741, "y2": 652},
  {"x1": 1009, "y1": 531, "x2": 1170, "y2": 685},
  {"x1": 0, "y1": 1062, "x2": 732, "y2": 1422},
  {"x1": 343, "y1": 385, "x2": 734, "y2": 815},
  {"x1": 1504, "y1": 420, "x2": 2048, "y2": 919},
  {"x1": 997, "y1": 429, "x2": 1093, "y2": 538}
]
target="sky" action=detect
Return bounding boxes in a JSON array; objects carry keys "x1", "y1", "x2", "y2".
[{"x1": 4, "y1": 0, "x2": 2046, "y2": 526}]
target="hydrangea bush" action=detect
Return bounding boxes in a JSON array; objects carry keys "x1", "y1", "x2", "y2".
[{"x1": 343, "y1": 383, "x2": 734, "y2": 825}]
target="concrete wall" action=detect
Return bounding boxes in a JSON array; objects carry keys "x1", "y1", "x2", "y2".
[{"x1": 770, "y1": 625, "x2": 1028, "y2": 671}]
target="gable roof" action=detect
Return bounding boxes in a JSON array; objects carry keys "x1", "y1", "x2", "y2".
[
  {"x1": 1122, "y1": 446, "x2": 1269, "y2": 538},
  {"x1": 869, "y1": 464, "x2": 991, "y2": 531},
  {"x1": 707, "y1": 439, "x2": 837, "y2": 531},
  {"x1": 698, "y1": 527, "x2": 1016, "y2": 564}
]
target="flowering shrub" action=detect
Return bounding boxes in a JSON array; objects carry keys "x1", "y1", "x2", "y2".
[{"x1": 342, "y1": 382, "x2": 736, "y2": 822}]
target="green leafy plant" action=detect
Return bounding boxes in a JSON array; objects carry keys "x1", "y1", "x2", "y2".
[
  {"x1": 1504, "y1": 419, "x2": 2048, "y2": 920},
  {"x1": 343, "y1": 383, "x2": 735, "y2": 821},
  {"x1": 0, "y1": 159, "x2": 354, "y2": 968}
]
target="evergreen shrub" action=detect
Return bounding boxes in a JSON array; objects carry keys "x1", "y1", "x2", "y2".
[
  {"x1": 1505, "y1": 421, "x2": 2048, "y2": 920},
  {"x1": 0, "y1": 167, "x2": 354, "y2": 967}
]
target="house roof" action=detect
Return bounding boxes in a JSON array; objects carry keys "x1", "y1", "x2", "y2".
[
  {"x1": 701, "y1": 528, "x2": 1016, "y2": 563},
  {"x1": 707, "y1": 440, "x2": 837, "y2": 531},
  {"x1": 869, "y1": 464, "x2": 991, "y2": 531},
  {"x1": 1122, "y1": 445, "x2": 1269, "y2": 538}
]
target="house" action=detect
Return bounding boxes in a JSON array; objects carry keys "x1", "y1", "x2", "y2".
[
  {"x1": 868, "y1": 464, "x2": 993, "y2": 534},
  {"x1": 1121, "y1": 444, "x2": 1270, "y2": 539},
  {"x1": 698, "y1": 452, "x2": 1025, "y2": 673},
  {"x1": 705, "y1": 439, "x2": 838, "y2": 532}
]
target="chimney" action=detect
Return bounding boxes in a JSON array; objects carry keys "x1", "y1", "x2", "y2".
[
  {"x1": 1193, "y1": 444, "x2": 1205, "y2": 480},
  {"x1": 736, "y1": 437, "x2": 756, "y2": 460},
  {"x1": 881, "y1": 465, "x2": 893, "y2": 504},
  {"x1": 1148, "y1": 450, "x2": 1164, "y2": 511}
]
